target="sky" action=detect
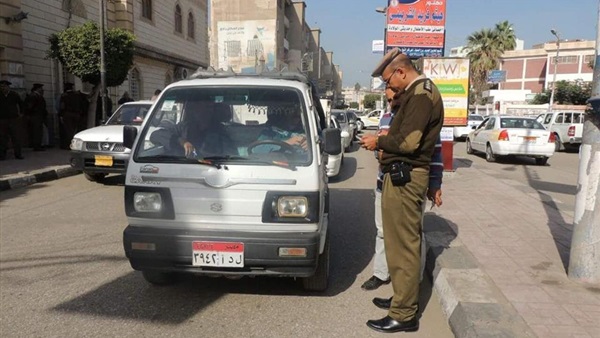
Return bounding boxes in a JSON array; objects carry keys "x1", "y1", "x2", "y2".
[{"x1": 301, "y1": 0, "x2": 598, "y2": 88}]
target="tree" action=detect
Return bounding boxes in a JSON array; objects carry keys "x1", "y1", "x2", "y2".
[
  {"x1": 354, "y1": 82, "x2": 362, "y2": 91},
  {"x1": 363, "y1": 94, "x2": 380, "y2": 109},
  {"x1": 466, "y1": 21, "x2": 516, "y2": 104},
  {"x1": 48, "y1": 21, "x2": 135, "y2": 126},
  {"x1": 349, "y1": 102, "x2": 359, "y2": 109},
  {"x1": 530, "y1": 80, "x2": 591, "y2": 105}
]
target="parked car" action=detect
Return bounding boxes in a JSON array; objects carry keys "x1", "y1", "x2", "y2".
[
  {"x1": 122, "y1": 71, "x2": 341, "y2": 291},
  {"x1": 346, "y1": 110, "x2": 363, "y2": 132},
  {"x1": 536, "y1": 111, "x2": 584, "y2": 151},
  {"x1": 453, "y1": 114, "x2": 484, "y2": 141},
  {"x1": 361, "y1": 109, "x2": 383, "y2": 129},
  {"x1": 466, "y1": 115, "x2": 555, "y2": 165},
  {"x1": 331, "y1": 110, "x2": 354, "y2": 150},
  {"x1": 326, "y1": 116, "x2": 347, "y2": 178},
  {"x1": 70, "y1": 101, "x2": 153, "y2": 182}
]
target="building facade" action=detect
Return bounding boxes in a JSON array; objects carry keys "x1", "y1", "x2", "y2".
[
  {"x1": 499, "y1": 40, "x2": 594, "y2": 93},
  {"x1": 210, "y1": 0, "x2": 341, "y2": 102},
  {"x1": 0, "y1": 0, "x2": 208, "y2": 142}
]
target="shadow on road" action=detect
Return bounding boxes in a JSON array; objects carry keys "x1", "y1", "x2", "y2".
[
  {"x1": 453, "y1": 157, "x2": 473, "y2": 169},
  {"x1": 329, "y1": 157, "x2": 357, "y2": 183},
  {"x1": 0, "y1": 182, "x2": 49, "y2": 202}
]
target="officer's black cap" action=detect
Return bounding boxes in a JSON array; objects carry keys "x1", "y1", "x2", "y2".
[
  {"x1": 64, "y1": 82, "x2": 74, "y2": 89},
  {"x1": 371, "y1": 48, "x2": 402, "y2": 77},
  {"x1": 32, "y1": 83, "x2": 44, "y2": 90},
  {"x1": 0, "y1": 80, "x2": 12, "y2": 86}
]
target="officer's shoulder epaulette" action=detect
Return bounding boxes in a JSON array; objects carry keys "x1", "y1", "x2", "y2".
[
  {"x1": 414, "y1": 79, "x2": 433, "y2": 96},
  {"x1": 423, "y1": 79, "x2": 433, "y2": 93}
]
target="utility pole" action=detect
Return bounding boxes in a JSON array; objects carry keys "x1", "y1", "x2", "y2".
[
  {"x1": 99, "y1": 0, "x2": 107, "y2": 122},
  {"x1": 568, "y1": 0, "x2": 600, "y2": 284},
  {"x1": 549, "y1": 29, "x2": 561, "y2": 111}
]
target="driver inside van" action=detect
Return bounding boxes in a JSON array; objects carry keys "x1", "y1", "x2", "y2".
[
  {"x1": 150, "y1": 101, "x2": 236, "y2": 158},
  {"x1": 252, "y1": 105, "x2": 308, "y2": 154}
]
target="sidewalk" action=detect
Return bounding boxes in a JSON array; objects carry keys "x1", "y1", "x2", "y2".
[
  {"x1": 1, "y1": 148, "x2": 598, "y2": 337},
  {"x1": 0, "y1": 148, "x2": 80, "y2": 191},
  {"x1": 425, "y1": 159, "x2": 600, "y2": 338}
]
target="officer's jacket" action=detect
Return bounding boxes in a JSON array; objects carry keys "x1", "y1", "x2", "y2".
[{"x1": 378, "y1": 77, "x2": 444, "y2": 169}]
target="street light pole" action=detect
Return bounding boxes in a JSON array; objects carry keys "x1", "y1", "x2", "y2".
[
  {"x1": 375, "y1": 6, "x2": 387, "y2": 110},
  {"x1": 99, "y1": 0, "x2": 107, "y2": 123},
  {"x1": 549, "y1": 29, "x2": 561, "y2": 111}
]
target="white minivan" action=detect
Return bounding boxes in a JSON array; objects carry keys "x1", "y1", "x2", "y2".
[{"x1": 121, "y1": 71, "x2": 341, "y2": 291}]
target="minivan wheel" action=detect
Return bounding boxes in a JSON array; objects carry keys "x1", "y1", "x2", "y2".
[
  {"x1": 535, "y1": 157, "x2": 549, "y2": 166},
  {"x1": 302, "y1": 235, "x2": 330, "y2": 291},
  {"x1": 485, "y1": 144, "x2": 496, "y2": 162},
  {"x1": 142, "y1": 270, "x2": 175, "y2": 286},
  {"x1": 466, "y1": 139, "x2": 474, "y2": 154},
  {"x1": 84, "y1": 172, "x2": 107, "y2": 182}
]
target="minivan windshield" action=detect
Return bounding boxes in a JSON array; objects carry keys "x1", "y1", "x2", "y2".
[{"x1": 134, "y1": 86, "x2": 312, "y2": 166}]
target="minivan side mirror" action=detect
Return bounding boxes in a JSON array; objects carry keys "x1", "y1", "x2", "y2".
[
  {"x1": 123, "y1": 125, "x2": 138, "y2": 149},
  {"x1": 323, "y1": 128, "x2": 341, "y2": 155}
]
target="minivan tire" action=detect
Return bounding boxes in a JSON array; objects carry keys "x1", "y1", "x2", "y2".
[
  {"x1": 142, "y1": 270, "x2": 175, "y2": 286},
  {"x1": 302, "y1": 235, "x2": 330, "y2": 291}
]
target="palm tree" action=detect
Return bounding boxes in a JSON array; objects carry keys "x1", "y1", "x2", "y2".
[{"x1": 466, "y1": 21, "x2": 517, "y2": 103}]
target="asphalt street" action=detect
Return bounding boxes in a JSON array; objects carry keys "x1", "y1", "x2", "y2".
[{"x1": 0, "y1": 139, "x2": 453, "y2": 337}]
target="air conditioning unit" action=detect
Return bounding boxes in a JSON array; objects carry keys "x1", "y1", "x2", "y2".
[{"x1": 175, "y1": 67, "x2": 189, "y2": 80}]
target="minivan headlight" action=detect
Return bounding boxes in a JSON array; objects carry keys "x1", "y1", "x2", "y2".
[
  {"x1": 70, "y1": 138, "x2": 83, "y2": 150},
  {"x1": 133, "y1": 192, "x2": 162, "y2": 212},
  {"x1": 277, "y1": 196, "x2": 308, "y2": 217}
]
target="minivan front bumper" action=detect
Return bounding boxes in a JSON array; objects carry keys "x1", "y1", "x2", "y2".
[{"x1": 123, "y1": 225, "x2": 321, "y2": 277}]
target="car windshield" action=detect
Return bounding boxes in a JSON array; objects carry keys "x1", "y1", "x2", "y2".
[
  {"x1": 106, "y1": 104, "x2": 151, "y2": 125},
  {"x1": 468, "y1": 115, "x2": 484, "y2": 121},
  {"x1": 134, "y1": 86, "x2": 311, "y2": 166},
  {"x1": 500, "y1": 117, "x2": 545, "y2": 130}
]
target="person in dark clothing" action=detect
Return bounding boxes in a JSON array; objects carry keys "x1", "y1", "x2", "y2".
[
  {"x1": 0, "y1": 80, "x2": 24, "y2": 160},
  {"x1": 59, "y1": 83, "x2": 86, "y2": 149},
  {"x1": 24, "y1": 83, "x2": 48, "y2": 151},
  {"x1": 118, "y1": 91, "x2": 134, "y2": 105},
  {"x1": 96, "y1": 94, "x2": 113, "y2": 126}
]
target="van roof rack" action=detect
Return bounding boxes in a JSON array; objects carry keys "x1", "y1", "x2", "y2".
[{"x1": 189, "y1": 66, "x2": 310, "y2": 83}]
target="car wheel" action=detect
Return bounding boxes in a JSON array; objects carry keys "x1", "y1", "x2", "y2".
[
  {"x1": 357, "y1": 120, "x2": 364, "y2": 131},
  {"x1": 302, "y1": 234, "x2": 330, "y2": 291},
  {"x1": 535, "y1": 157, "x2": 549, "y2": 166},
  {"x1": 466, "y1": 139, "x2": 474, "y2": 154},
  {"x1": 84, "y1": 172, "x2": 107, "y2": 182},
  {"x1": 142, "y1": 270, "x2": 175, "y2": 286},
  {"x1": 485, "y1": 144, "x2": 496, "y2": 162},
  {"x1": 554, "y1": 134, "x2": 563, "y2": 152}
]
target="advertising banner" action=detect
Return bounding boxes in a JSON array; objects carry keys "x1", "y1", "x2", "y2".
[
  {"x1": 217, "y1": 20, "x2": 276, "y2": 72},
  {"x1": 385, "y1": 0, "x2": 446, "y2": 58},
  {"x1": 420, "y1": 57, "x2": 470, "y2": 126},
  {"x1": 372, "y1": 40, "x2": 384, "y2": 54}
]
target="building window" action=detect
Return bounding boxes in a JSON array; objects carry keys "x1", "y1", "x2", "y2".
[
  {"x1": 551, "y1": 55, "x2": 578, "y2": 64},
  {"x1": 142, "y1": 0, "x2": 152, "y2": 20},
  {"x1": 175, "y1": 5, "x2": 182, "y2": 33},
  {"x1": 225, "y1": 40, "x2": 241, "y2": 57},
  {"x1": 187, "y1": 12, "x2": 195, "y2": 39},
  {"x1": 130, "y1": 68, "x2": 141, "y2": 101}
]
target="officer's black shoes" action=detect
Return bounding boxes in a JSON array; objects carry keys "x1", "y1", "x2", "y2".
[
  {"x1": 366, "y1": 316, "x2": 419, "y2": 333},
  {"x1": 361, "y1": 276, "x2": 391, "y2": 290},
  {"x1": 372, "y1": 296, "x2": 393, "y2": 310}
]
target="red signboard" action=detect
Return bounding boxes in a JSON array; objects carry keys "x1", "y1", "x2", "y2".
[{"x1": 385, "y1": 0, "x2": 447, "y2": 58}]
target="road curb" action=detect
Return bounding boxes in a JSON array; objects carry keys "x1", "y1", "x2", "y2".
[
  {"x1": 0, "y1": 165, "x2": 81, "y2": 191},
  {"x1": 424, "y1": 216, "x2": 536, "y2": 338}
]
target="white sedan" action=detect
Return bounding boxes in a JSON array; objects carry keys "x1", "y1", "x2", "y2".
[
  {"x1": 361, "y1": 109, "x2": 383, "y2": 129},
  {"x1": 326, "y1": 116, "x2": 347, "y2": 178},
  {"x1": 466, "y1": 115, "x2": 555, "y2": 165}
]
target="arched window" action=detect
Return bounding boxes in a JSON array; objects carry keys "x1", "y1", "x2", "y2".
[
  {"x1": 187, "y1": 12, "x2": 195, "y2": 39},
  {"x1": 174, "y1": 5, "x2": 182, "y2": 33},
  {"x1": 130, "y1": 68, "x2": 142, "y2": 101},
  {"x1": 142, "y1": 0, "x2": 152, "y2": 20}
]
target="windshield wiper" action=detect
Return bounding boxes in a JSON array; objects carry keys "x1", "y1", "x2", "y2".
[
  {"x1": 137, "y1": 155, "x2": 224, "y2": 169},
  {"x1": 203, "y1": 155, "x2": 296, "y2": 170}
]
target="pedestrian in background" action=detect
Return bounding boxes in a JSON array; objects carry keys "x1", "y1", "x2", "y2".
[
  {"x1": 150, "y1": 89, "x2": 161, "y2": 101},
  {"x1": 24, "y1": 83, "x2": 48, "y2": 151},
  {"x1": 118, "y1": 91, "x2": 134, "y2": 105},
  {"x1": 59, "y1": 82, "x2": 86, "y2": 149},
  {"x1": 360, "y1": 49, "x2": 444, "y2": 333},
  {"x1": 0, "y1": 80, "x2": 24, "y2": 160}
]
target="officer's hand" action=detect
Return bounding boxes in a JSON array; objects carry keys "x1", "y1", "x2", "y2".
[
  {"x1": 183, "y1": 141, "x2": 195, "y2": 156},
  {"x1": 360, "y1": 134, "x2": 378, "y2": 151}
]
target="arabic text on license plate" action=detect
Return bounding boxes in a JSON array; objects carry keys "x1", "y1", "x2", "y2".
[
  {"x1": 192, "y1": 241, "x2": 244, "y2": 267},
  {"x1": 94, "y1": 155, "x2": 113, "y2": 167},
  {"x1": 522, "y1": 136, "x2": 537, "y2": 144}
]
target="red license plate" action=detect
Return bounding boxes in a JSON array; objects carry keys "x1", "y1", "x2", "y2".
[{"x1": 192, "y1": 241, "x2": 244, "y2": 267}]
